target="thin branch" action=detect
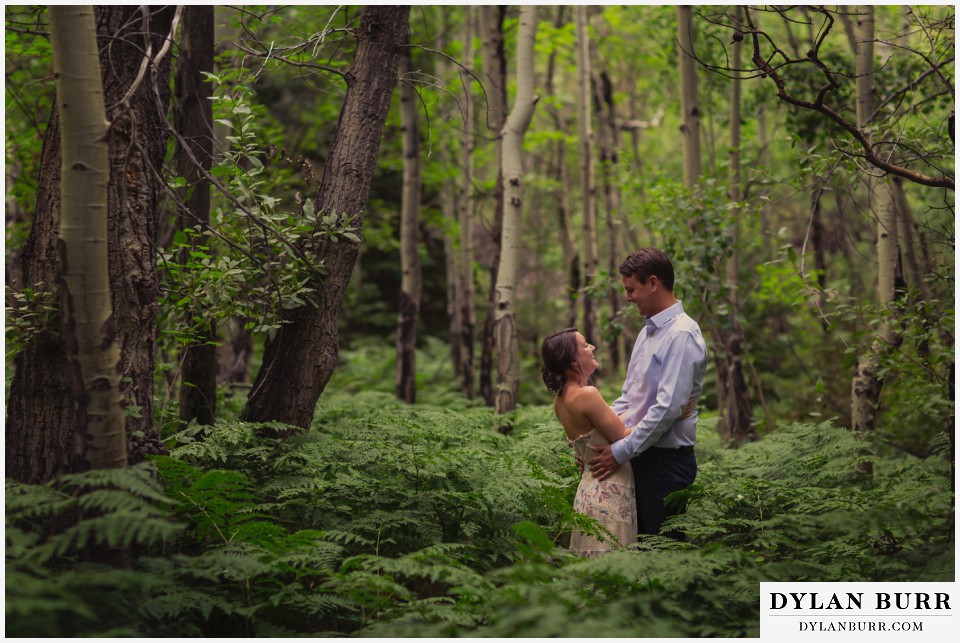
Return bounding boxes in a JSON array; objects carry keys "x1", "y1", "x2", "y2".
[
  {"x1": 231, "y1": 41, "x2": 348, "y2": 79},
  {"x1": 742, "y1": 7, "x2": 954, "y2": 190},
  {"x1": 110, "y1": 6, "x2": 183, "y2": 111}
]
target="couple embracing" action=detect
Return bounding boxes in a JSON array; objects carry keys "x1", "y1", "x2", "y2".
[{"x1": 541, "y1": 247, "x2": 708, "y2": 556}]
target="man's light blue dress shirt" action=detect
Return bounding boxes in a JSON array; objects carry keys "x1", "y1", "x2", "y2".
[{"x1": 610, "y1": 300, "x2": 708, "y2": 465}]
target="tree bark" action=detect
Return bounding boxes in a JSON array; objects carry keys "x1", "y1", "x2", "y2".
[
  {"x1": 101, "y1": 6, "x2": 177, "y2": 460},
  {"x1": 493, "y1": 5, "x2": 538, "y2": 426},
  {"x1": 396, "y1": 43, "x2": 422, "y2": 404},
  {"x1": 50, "y1": 5, "x2": 126, "y2": 470},
  {"x1": 594, "y1": 68, "x2": 623, "y2": 373},
  {"x1": 891, "y1": 177, "x2": 931, "y2": 302},
  {"x1": 175, "y1": 5, "x2": 217, "y2": 426},
  {"x1": 850, "y1": 6, "x2": 900, "y2": 452},
  {"x1": 544, "y1": 6, "x2": 578, "y2": 329},
  {"x1": 241, "y1": 6, "x2": 410, "y2": 429},
  {"x1": 435, "y1": 8, "x2": 464, "y2": 384},
  {"x1": 720, "y1": 5, "x2": 754, "y2": 445},
  {"x1": 576, "y1": 6, "x2": 600, "y2": 348},
  {"x1": 479, "y1": 5, "x2": 508, "y2": 406},
  {"x1": 6, "y1": 100, "x2": 74, "y2": 484},
  {"x1": 677, "y1": 6, "x2": 701, "y2": 188},
  {"x1": 458, "y1": 7, "x2": 477, "y2": 399},
  {"x1": 6, "y1": 5, "x2": 175, "y2": 483}
]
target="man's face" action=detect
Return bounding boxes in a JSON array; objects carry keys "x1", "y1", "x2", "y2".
[{"x1": 621, "y1": 274, "x2": 655, "y2": 317}]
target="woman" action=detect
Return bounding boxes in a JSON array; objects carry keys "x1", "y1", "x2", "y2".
[{"x1": 541, "y1": 328, "x2": 636, "y2": 556}]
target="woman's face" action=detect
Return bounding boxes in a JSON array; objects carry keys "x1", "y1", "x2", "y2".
[{"x1": 572, "y1": 332, "x2": 599, "y2": 378}]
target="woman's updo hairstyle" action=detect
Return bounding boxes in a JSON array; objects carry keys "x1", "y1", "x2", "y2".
[{"x1": 540, "y1": 328, "x2": 578, "y2": 395}]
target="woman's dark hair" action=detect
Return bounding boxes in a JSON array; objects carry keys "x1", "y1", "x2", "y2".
[
  {"x1": 540, "y1": 328, "x2": 578, "y2": 395},
  {"x1": 619, "y1": 247, "x2": 675, "y2": 292}
]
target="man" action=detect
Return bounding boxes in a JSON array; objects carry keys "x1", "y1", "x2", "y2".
[{"x1": 588, "y1": 247, "x2": 707, "y2": 538}]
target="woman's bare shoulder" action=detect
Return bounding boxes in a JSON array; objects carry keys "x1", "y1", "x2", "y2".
[{"x1": 566, "y1": 385, "x2": 606, "y2": 409}]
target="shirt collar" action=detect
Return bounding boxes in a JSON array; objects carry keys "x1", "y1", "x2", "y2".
[{"x1": 646, "y1": 300, "x2": 684, "y2": 332}]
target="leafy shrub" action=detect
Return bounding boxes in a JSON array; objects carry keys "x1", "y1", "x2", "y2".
[{"x1": 6, "y1": 396, "x2": 952, "y2": 637}]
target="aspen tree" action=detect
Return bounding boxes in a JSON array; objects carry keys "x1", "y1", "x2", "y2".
[
  {"x1": 479, "y1": 6, "x2": 508, "y2": 406},
  {"x1": 850, "y1": 5, "x2": 901, "y2": 444},
  {"x1": 493, "y1": 5, "x2": 538, "y2": 424},
  {"x1": 49, "y1": 5, "x2": 126, "y2": 469}
]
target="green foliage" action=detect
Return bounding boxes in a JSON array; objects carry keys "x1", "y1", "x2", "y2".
[
  {"x1": 4, "y1": 6, "x2": 53, "y2": 217},
  {"x1": 7, "y1": 392, "x2": 952, "y2": 637},
  {"x1": 158, "y1": 66, "x2": 360, "y2": 352},
  {"x1": 4, "y1": 4, "x2": 954, "y2": 639},
  {"x1": 4, "y1": 286, "x2": 58, "y2": 358}
]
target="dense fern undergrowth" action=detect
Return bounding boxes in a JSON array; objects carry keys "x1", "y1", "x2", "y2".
[{"x1": 6, "y1": 353, "x2": 954, "y2": 637}]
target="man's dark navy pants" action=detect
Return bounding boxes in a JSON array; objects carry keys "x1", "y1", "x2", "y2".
[{"x1": 630, "y1": 445, "x2": 697, "y2": 539}]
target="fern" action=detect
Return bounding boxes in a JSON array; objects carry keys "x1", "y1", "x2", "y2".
[{"x1": 6, "y1": 399, "x2": 951, "y2": 637}]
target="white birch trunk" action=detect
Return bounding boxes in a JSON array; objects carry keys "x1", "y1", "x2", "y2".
[
  {"x1": 493, "y1": 5, "x2": 538, "y2": 421},
  {"x1": 851, "y1": 5, "x2": 900, "y2": 441},
  {"x1": 50, "y1": 5, "x2": 126, "y2": 470}
]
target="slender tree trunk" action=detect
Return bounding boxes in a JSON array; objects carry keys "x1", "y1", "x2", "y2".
[
  {"x1": 677, "y1": 6, "x2": 701, "y2": 188},
  {"x1": 810, "y1": 175, "x2": 830, "y2": 328},
  {"x1": 459, "y1": 7, "x2": 477, "y2": 399},
  {"x1": 720, "y1": 5, "x2": 754, "y2": 445},
  {"x1": 544, "y1": 6, "x2": 578, "y2": 328},
  {"x1": 557, "y1": 139, "x2": 580, "y2": 330},
  {"x1": 595, "y1": 68, "x2": 623, "y2": 373},
  {"x1": 479, "y1": 6, "x2": 508, "y2": 406},
  {"x1": 850, "y1": 6, "x2": 900, "y2": 453},
  {"x1": 175, "y1": 5, "x2": 217, "y2": 426},
  {"x1": 891, "y1": 177, "x2": 930, "y2": 301},
  {"x1": 493, "y1": 5, "x2": 538, "y2": 426},
  {"x1": 576, "y1": 6, "x2": 600, "y2": 348},
  {"x1": 436, "y1": 8, "x2": 463, "y2": 382},
  {"x1": 396, "y1": 44, "x2": 422, "y2": 404},
  {"x1": 218, "y1": 317, "x2": 253, "y2": 385},
  {"x1": 50, "y1": 5, "x2": 126, "y2": 470},
  {"x1": 6, "y1": 5, "x2": 175, "y2": 483},
  {"x1": 242, "y1": 6, "x2": 410, "y2": 429},
  {"x1": 757, "y1": 104, "x2": 773, "y2": 256}
]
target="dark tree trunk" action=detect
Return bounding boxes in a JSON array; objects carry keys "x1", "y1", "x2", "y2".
[
  {"x1": 722, "y1": 320, "x2": 756, "y2": 445},
  {"x1": 217, "y1": 318, "x2": 253, "y2": 385},
  {"x1": 5, "y1": 5, "x2": 175, "y2": 483},
  {"x1": 595, "y1": 68, "x2": 623, "y2": 373},
  {"x1": 811, "y1": 175, "x2": 829, "y2": 330},
  {"x1": 396, "y1": 43, "x2": 421, "y2": 404},
  {"x1": 543, "y1": 7, "x2": 579, "y2": 329},
  {"x1": 241, "y1": 6, "x2": 410, "y2": 428},
  {"x1": 101, "y1": 6, "x2": 176, "y2": 460},
  {"x1": 175, "y1": 5, "x2": 217, "y2": 426},
  {"x1": 478, "y1": 6, "x2": 508, "y2": 407},
  {"x1": 6, "y1": 106, "x2": 75, "y2": 484}
]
